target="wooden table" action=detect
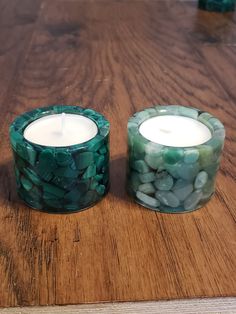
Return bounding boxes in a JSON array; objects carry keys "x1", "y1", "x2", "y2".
[{"x1": 0, "y1": 0, "x2": 236, "y2": 310}]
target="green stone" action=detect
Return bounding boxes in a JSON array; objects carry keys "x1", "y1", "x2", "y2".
[
  {"x1": 179, "y1": 106, "x2": 198, "y2": 119},
  {"x1": 44, "y1": 198, "x2": 63, "y2": 209},
  {"x1": 177, "y1": 163, "x2": 200, "y2": 181},
  {"x1": 90, "y1": 179, "x2": 99, "y2": 190},
  {"x1": 23, "y1": 168, "x2": 41, "y2": 186},
  {"x1": 95, "y1": 174, "x2": 103, "y2": 182},
  {"x1": 145, "y1": 142, "x2": 163, "y2": 156},
  {"x1": 144, "y1": 154, "x2": 163, "y2": 170},
  {"x1": 155, "y1": 191, "x2": 180, "y2": 208},
  {"x1": 198, "y1": 112, "x2": 213, "y2": 122},
  {"x1": 136, "y1": 191, "x2": 160, "y2": 208},
  {"x1": 83, "y1": 190, "x2": 98, "y2": 206},
  {"x1": 55, "y1": 151, "x2": 73, "y2": 166},
  {"x1": 138, "y1": 183, "x2": 155, "y2": 194},
  {"x1": 130, "y1": 172, "x2": 141, "y2": 191},
  {"x1": 26, "y1": 146, "x2": 37, "y2": 166},
  {"x1": 165, "y1": 163, "x2": 180, "y2": 179},
  {"x1": 163, "y1": 148, "x2": 184, "y2": 165},
  {"x1": 154, "y1": 172, "x2": 174, "y2": 191},
  {"x1": 132, "y1": 160, "x2": 149, "y2": 173},
  {"x1": 20, "y1": 176, "x2": 33, "y2": 191},
  {"x1": 198, "y1": 145, "x2": 213, "y2": 168},
  {"x1": 184, "y1": 190, "x2": 203, "y2": 211},
  {"x1": 82, "y1": 164, "x2": 96, "y2": 179},
  {"x1": 96, "y1": 184, "x2": 106, "y2": 195},
  {"x1": 37, "y1": 149, "x2": 57, "y2": 181},
  {"x1": 64, "y1": 188, "x2": 82, "y2": 202},
  {"x1": 172, "y1": 179, "x2": 193, "y2": 201},
  {"x1": 184, "y1": 149, "x2": 199, "y2": 164},
  {"x1": 208, "y1": 118, "x2": 223, "y2": 130},
  {"x1": 99, "y1": 146, "x2": 108, "y2": 154},
  {"x1": 139, "y1": 172, "x2": 156, "y2": 183},
  {"x1": 75, "y1": 152, "x2": 94, "y2": 170},
  {"x1": 43, "y1": 183, "x2": 65, "y2": 198},
  {"x1": 53, "y1": 167, "x2": 79, "y2": 178},
  {"x1": 96, "y1": 155, "x2": 105, "y2": 171},
  {"x1": 194, "y1": 171, "x2": 208, "y2": 189}
]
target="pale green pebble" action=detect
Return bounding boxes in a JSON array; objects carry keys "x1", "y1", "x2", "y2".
[
  {"x1": 155, "y1": 106, "x2": 169, "y2": 115},
  {"x1": 214, "y1": 128, "x2": 225, "y2": 139},
  {"x1": 144, "y1": 108, "x2": 157, "y2": 116},
  {"x1": 172, "y1": 179, "x2": 193, "y2": 201},
  {"x1": 184, "y1": 149, "x2": 199, "y2": 164},
  {"x1": 145, "y1": 142, "x2": 163, "y2": 156},
  {"x1": 209, "y1": 118, "x2": 224, "y2": 130},
  {"x1": 154, "y1": 173, "x2": 173, "y2": 191},
  {"x1": 177, "y1": 162, "x2": 200, "y2": 181},
  {"x1": 179, "y1": 107, "x2": 198, "y2": 119},
  {"x1": 133, "y1": 160, "x2": 149, "y2": 173},
  {"x1": 134, "y1": 111, "x2": 150, "y2": 123},
  {"x1": 136, "y1": 191, "x2": 160, "y2": 208},
  {"x1": 138, "y1": 183, "x2": 155, "y2": 194},
  {"x1": 194, "y1": 171, "x2": 208, "y2": 189},
  {"x1": 184, "y1": 190, "x2": 203, "y2": 211},
  {"x1": 198, "y1": 112, "x2": 213, "y2": 122},
  {"x1": 139, "y1": 172, "x2": 156, "y2": 183},
  {"x1": 144, "y1": 154, "x2": 163, "y2": 170},
  {"x1": 165, "y1": 163, "x2": 180, "y2": 179},
  {"x1": 198, "y1": 145, "x2": 213, "y2": 168},
  {"x1": 155, "y1": 191, "x2": 180, "y2": 208},
  {"x1": 202, "y1": 180, "x2": 215, "y2": 201}
]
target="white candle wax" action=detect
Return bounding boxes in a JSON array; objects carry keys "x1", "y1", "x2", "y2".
[
  {"x1": 139, "y1": 115, "x2": 212, "y2": 147},
  {"x1": 24, "y1": 113, "x2": 98, "y2": 147}
]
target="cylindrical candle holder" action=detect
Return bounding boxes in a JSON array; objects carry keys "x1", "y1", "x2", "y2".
[
  {"x1": 127, "y1": 105, "x2": 225, "y2": 213},
  {"x1": 9, "y1": 105, "x2": 110, "y2": 213},
  {"x1": 198, "y1": 0, "x2": 235, "y2": 12}
]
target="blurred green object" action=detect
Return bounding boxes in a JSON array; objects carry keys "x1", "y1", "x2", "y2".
[{"x1": 199, "y1": 0, "x2": 235, "y2": 12}]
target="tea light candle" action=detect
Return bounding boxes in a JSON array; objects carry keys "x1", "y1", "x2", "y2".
[
  {"x1": 24, "y1": 113, "x2": 98, "y2": 147},
  {"x1": 9, "y1": 105, "x2": 110, "y2": 213},
  {"x1": 127, "y1": 105, "x2": 225, "y2": 213}
]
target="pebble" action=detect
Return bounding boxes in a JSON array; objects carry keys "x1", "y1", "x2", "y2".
[
  {"x1": 194, "y1": 171, "x2": 208, "y2": 189},
  {"x1": 138, "y1": 183, "x2": 155, "y2": 194},
  {"x1": 172, "y1": 179, "x2": 193, "y2": 201},
  {"x1": 139, "y1": 172, "x2": 156, "y2": 183},
  {"x1": 177, "y1": 162, "x2": 200, "y2": 181},
  {"x1": 163, "y1": 148, "x2": 184, "y2": 165},
  {"x1": 155, "y1": 191, "x2": 180, "y2": 208},
  {"x1": 184, "y1": 149, "x2": 199, "y2": 164},
  {"x1": 133, "y1": 160, "x2": 149, "y2": 174},
  {"x1": 136, "y1": 191, "x2": 160, "y2": 208},
  {"x1": 145, "y1": 154, "x2": 163, "y2": 170},
  {"x1": 184, "y1": 190, "x2": 203, "y2": 211},
  {"x1": 154, "y1": 172, "x2": 174, "y2": 191}
]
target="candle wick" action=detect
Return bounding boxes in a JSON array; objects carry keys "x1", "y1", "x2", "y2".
[
  {"x1": 61, "y1": 113, "x2": 66, "y2": 135},
  {"x1": 160, "y1": 128, "x2": 172, "y2": 134}
]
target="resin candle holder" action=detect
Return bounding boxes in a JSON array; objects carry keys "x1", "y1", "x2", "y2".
[
  {"x1": 9, "y1": 105, "x2": 110, "y2": 213},
  {"x1": 127, "y1": 105, "x2": 225, "y2": 213},
  {"x1": 199, "y1": 0, "x2": 235, "y2": 12}
]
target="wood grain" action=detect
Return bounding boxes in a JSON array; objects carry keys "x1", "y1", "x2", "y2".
[{"x1": 0, "y1": 0, "x2": 235, "y2": 308}]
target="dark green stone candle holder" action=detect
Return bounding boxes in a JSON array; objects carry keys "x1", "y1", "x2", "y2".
[
  {"x1": 9, "y1": 105, "x2": 110, "y2": 213},
  {"x1": 199, "y1": 0, "x2": 235, "y2": 12},
  {"x1": 127, "y1": 105, "x2": 225, "y2": 213}
]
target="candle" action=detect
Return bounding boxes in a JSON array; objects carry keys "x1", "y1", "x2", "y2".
[
  {"x1": 139, "y1": 115, "x2": 212, "y2": 147},
  {"x1": 9, "y1": 105, "x2": 110, "y2": 213},
  {"x1": 24, "y1": 113, "x2": 98, "y2": 147},
  {"x1": 127, "y1": 105, "x2": 225, "y2": 213}
]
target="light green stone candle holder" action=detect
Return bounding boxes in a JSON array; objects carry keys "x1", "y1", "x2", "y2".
[
  {"x1": 9, "y1": 105, "x2": 110, "y2": 214},
  {"x1": 127, "y1": 105, "x2": 225, "y2": 213}
]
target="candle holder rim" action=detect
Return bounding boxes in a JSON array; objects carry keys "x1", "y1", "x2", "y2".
[
  {"x1": 9, "y1": 104, "x2": 110, "y2": 151},
  {"x1": 128, "y1": 105, "x2": 225, "y2": 149}
]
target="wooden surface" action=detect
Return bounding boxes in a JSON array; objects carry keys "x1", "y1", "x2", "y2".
[
  {"x1": 0, "y1": 0, "x2": 236, "y2": 308},
  {"x1": 1, "y1": 298, "x2": 236, "y2": 314}
]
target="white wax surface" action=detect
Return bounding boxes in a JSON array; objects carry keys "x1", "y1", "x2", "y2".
[
  {"x1": 24, "y1": 113, "x2": 98, "y2": 147},
  {"x1": 139, "y1": 115, "x2": 212, "y2": 147}
]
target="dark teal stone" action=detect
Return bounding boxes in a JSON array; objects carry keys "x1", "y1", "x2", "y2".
[
  {"x1": 75, "y1": 152, "x2": 94, "y2": 170},
  {"x1": 82, "y1": 164, "x2": 96, "y2": 179},
  {"x1": 96, "y1": 184, "x2": 106, "y2": 195},
  {"x1": 43, "y1": 183, "x2": 65, "y2": 198},
  {"x1": 55, "y1": 151, "x2": 73, "y2": 166},
  {"x1": 53, "y1": 167, "x2": 79, "y2": 178},
  {"x1": 20, "y1": 176, "x2": 33, "y2": 191},
  {"x1": 96, "y1": 155, "x2": 105, "y2": 171},
  {"x1": 132, "y1": 160, "x2": 149, "y2": 173},
  {"x1": 37, "y1": 149, "x2": 57, "y2": 181}
]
